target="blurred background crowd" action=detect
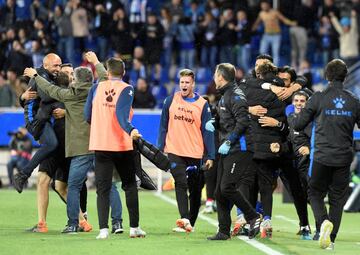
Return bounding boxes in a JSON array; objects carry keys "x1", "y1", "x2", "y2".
[{"x1": 0, "y1": 0, "x2": 359, "y2": 109}]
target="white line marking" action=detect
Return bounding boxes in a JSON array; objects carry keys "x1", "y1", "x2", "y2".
[
  {"x1": 275, "y1": 215, "x2": 360, "y2": 234},
  {"x1": 155, "y1": 193, "x2": 285, "y2": 255}
]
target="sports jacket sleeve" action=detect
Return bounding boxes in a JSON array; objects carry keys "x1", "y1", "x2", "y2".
[
  {"x1": 84, "y1": 83, "x2": 98, "y2": 123},
  {"x1": 116, "y1": 86, "x2": 135, "y2": 134},
  {"x1": 227, "y1": 90, "x2": 249, "y2": 143},
  {"x1": 200, "y1": 101, "x2": 215, "y2": 160},
  {"x1": 157, "y1": 95, "x2": 173, "y2": 151}
]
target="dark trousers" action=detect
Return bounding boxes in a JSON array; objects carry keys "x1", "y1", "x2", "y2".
[
  {"x1": 80, "y1": 181, "x2": 88, "y2": 213},
  {"x1": 95, "y1": 150, "x2": 139, "y2": 229},
  {"x1": 23, "y1": 122, "x2": 58, "y2": 177},
  {"x1": 216, "y1": 151, "x2": 258, "y2": 236},
  {"x1": 308, "y1": 161, "x2": 350, "y2": 242},
  {"x1": 168, "y1": 153, "x2": 203, "y2": 227},
  {"x1": 204, "y1": 154, "x2": 218, "y2": 200},
  {"x1": 7, "y1": 156, "x2": 29, "y2": 185},
  {"x1": 256, "y1": 157, "x2": 309, "y2": 226}
]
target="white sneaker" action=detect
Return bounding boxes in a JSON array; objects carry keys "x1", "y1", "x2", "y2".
[
  {"x1": 326, "y1": 242, "x2": 334, "y2": 250},
  {"x1": 129, "y1": 227, "x2": 146, "y2": 238},
  {"x1": 176, "y1": 218, "x2": 193, "y2": 233},
  {"x1": 204, "y1": 200, "x2": 215, "y2": 214},
  {"x1": 260, "y1": 219, "x2": 272, "y2": 238},
  {"x1": 96, "y1": 228, "x2": 109, "y2": 240},
  {"x1": 232, "y1": 214, "x2": 247, "y2": 236},
  {"x1": 172, "y1": 226, "x2": 195, "y2": 233},
  {"x1": 172, "y1": 227, "x2": 186, "y2": 232},
  {"x1": 319, "y1": 220, "x2": 333, "y2": 249}
]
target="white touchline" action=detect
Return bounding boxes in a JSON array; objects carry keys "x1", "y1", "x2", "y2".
[
  {"x1": 155, "y1": 193, "x2": 285, "y2": 255},
  {"x1": 276, "y1": 215, "x2": 360, "y2": 234}
]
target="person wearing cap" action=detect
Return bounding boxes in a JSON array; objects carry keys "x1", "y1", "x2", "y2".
[
  {"x1": 157, "y1": 68, "x2": 215, "y2": 233},
  {"x1": 330, "y1": 10, "x2": 359, "y2": 67}
]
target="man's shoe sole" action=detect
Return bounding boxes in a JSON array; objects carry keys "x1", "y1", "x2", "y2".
[{"x1": 319, "y1": 221, "x2": 333, "y2": 249}]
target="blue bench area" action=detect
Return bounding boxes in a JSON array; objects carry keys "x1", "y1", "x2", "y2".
[
  {"x1": 1, "y1": 108, "x2": 359, "y2": 148},
  {"x1": 0, "y1": 109, "x2": 162, "y2": 147}
]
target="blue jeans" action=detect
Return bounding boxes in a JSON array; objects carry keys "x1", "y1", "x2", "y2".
[
  {"x1": 22, "y1": 122, "x2": 58, "y2": 177},
  {"x1": 57, "y1": 36, "x2": 75, "y2": 65},
  {"x1": 179, "y1": 49, "x2": 195, "y2": 69},
  {"x1": 96, "y1": 36, "x2": 108, "y2": 62},
  {"x1": 236, "y1": 44, "x2": 251, "y2": 72},
  {"x1": 7, "y1": 156, "x2": 29, "y2": 185},
  {"x1": 110, "y1": 182, "x2": 123, "y2": 225},
  {"x1": 67, "y1": 154, "x2": 94, "y2": 226},
  {"x1": 201, "y1": 46, "x2": 217, "y2": 70},
  {"x1": 259, "y1": 34, "x2": 281, "y2": 67}
]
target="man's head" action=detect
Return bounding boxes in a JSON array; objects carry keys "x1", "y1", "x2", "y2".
[
  {"x1": 278, "y1": 66, "x2": 297, "y2": 87},
  {"x1": 214, "y1": 63, "x2": 236, "y2": 89},
  {"x1": 74, "y1": 67, "x2": 93, "y2": 83},
  {"x1": 55, "y1": 71, "x2": 70, "y2": 88},
  {"x1": 6, "y1": 68, "x2": 17, "y2": 82},
  {"x1": 256, "y1": 62, "x2": 277, "y2": 79},
  {"x1": 255, "y1": 54, "x2": 273, "y2": 74},
  {"x1": 106, "y1": 57, "x2": 125, "y2": 78},
  {"x1": 325, "y1": 59, "x2": 347, "y2": 83},
  {"x1": 178, "y1": 69, "x2": 195, "y2": 98},
  {"x1": 137, "y1": 78, "x2": 148, "y2": 92},
  {"x1": 292, "y1": 91, "x2": 309, "y2": 114},
  {"x1": 147, "y1": 12, "x2": 157, "y2": 25},
  {"x1": 43, "y1": 53, "x2": 62, "y2": 75},
  {"x1": 60, "y1": 63, "x2": 74, "y2": 82},
  {"x1": 260, "y1": 0, "x2": 271, "y2": 11}
]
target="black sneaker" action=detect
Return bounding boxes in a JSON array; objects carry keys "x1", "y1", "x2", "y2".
[
  {"x1": 111, "y1": 222, "x2": 124, "y2": 234},
  {"x1": 61, "y1": 225, "x2": 78, "y2": 234},
  {"x1": 207, "y1": 232, "x2": 230, "y2": 241},
  {"x1": 13, "y1": 172, "x2": 28, "y2": 193},
  {"x1": 248, "y1": 214, "x2": 261, "y2": 239},
  {"x1": 313, "y1": 231, "x2": 320, "y2": 241}
]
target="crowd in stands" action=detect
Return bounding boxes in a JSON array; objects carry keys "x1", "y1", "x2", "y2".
[{"x1": 0, "y1": 0, "x2": 359, "y2": 109}]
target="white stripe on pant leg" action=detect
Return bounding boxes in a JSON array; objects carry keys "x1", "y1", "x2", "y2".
[{"x1": 155, "y1": 193, "x2": 285, "y2": 255}]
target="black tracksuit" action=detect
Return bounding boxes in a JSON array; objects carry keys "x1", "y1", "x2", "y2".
[
  {"x1": 240, "y1": 76, "x2": 309, "y2": 227},
  {"x1": 288, "y1": 113, "x2": 312, "y2": 198},
  {"x1": 293, "y1": 81, "x2": 360, "y2": 242},
  {"x1": 215, "y1": 82, "x2": 258, "y2": 236}
]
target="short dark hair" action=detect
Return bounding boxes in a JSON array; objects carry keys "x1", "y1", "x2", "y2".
[
  {"x1": 256, "y1": 54, "x2": 273, "y2": 63},
  {"x1": 106, "y1": 57, "x2": 125, "y2": 78},
  {"x1": 256, "y1": 62, "x2": 277, "y2": 77},
  {"x1": 74, "y1": 67, "x2": 93, "y2": 83},
  {"x1": 325, "y1": 59, "x2": 347, "y2": 82},
  {"x1": 278, "y1": 65, "x2": 297, "y2": 83},
  {"x1": 292, "y1": 90, "x2": 310, "y2": 101},
  {"x1": 55, "y1": 71, "x2": 70, "y2": 87},
  {"x1": 216, "y1": 63, "x2": 236, "y2": 82}
]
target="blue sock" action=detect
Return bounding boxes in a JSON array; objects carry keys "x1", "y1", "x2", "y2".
[
  {"x1": 264, "y1": 216, "x2": 271, "y2": 221},
  {"x1": 256, "y1": 201, "x2": 263, "y2": 215}
]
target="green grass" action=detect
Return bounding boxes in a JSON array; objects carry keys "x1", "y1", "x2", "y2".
[{"x1": 0, "y1": 189, "x2": 359, "y2": 255}]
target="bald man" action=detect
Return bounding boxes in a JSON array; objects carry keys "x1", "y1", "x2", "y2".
[{"x1": 14, "y1": 53, "x2": 66, "y2": 195}]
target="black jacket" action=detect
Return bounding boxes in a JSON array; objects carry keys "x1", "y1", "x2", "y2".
[
  {"x1": 288, "y1": 112, "x2": 312, "y2": 158},
  {"x1": 293, "y1": 81, "x2": 360, "y2": 167},
  {"x1": 239, "y1": 77, "x2": 288, "y2": 159},
  {"x1": 217, "y1": 81, "x2": 250, "y2": 154}
]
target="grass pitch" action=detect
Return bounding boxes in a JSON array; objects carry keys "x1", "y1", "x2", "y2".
[{"x1": 0, "y1": 189, "x2": 359, "y2": 255}]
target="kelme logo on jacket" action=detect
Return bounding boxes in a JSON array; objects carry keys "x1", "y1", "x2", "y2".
[{"x1": 325, "y1": 97, "x2": 352, "y2": 117}]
